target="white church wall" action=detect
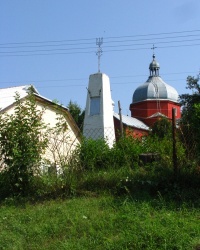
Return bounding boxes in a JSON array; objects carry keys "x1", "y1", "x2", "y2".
[{"x1": 83, "y1": 73, "x2": 115, "y2": 147}]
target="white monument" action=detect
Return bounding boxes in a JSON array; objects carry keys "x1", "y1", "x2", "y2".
[
  {"x1": 83, "y1": 38, "x2": 115, "y2": 147},
  {"x1": 83, "y1": 72, "x2": 116, "y2": 147}
]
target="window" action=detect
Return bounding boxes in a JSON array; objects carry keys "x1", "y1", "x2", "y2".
[{"x1": 90, "y1": 97, "x2": 100, "y2": 115}]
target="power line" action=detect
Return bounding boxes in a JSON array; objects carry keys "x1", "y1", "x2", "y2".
[
  {"x1": 1, "y1": 33, "x2": 200, "y2": 50},
  {"x1": 103, "y1": 29, "x2": 200, "y2": 40},
  {"x1": 0, "y1": 37, "x2": 96, "y2": 46},
  {"x1": 0, "y1": 50, "x2": 95, "y2": 57},
  {"x1": 104, "y1": 33, "x2": 200, "y2": 44},
  {"x1": 0, "y1": 42, "x2": 200, "y2": 57},
  {"x1": 0, "y1": 78, "x2": 193, "y2": 88},
  {"x1": 0, "y1": 70, "x2": 196, "y2": 85},
  {"x1": 0, "y1": 41, "x2": 95, "y2": 49},
  {"x1": 1, "y1": 28, "x2": 200, "y2": 46},
  {"x1": 2, "y1": 37, "x2": 200, "y2": 54},
  {"x1": 0, "y1": 29, "x2": 200, "y2": 57}
]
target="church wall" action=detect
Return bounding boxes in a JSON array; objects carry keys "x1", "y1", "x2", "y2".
[
  {"x1": 114, "y1": 116, "x2": 148, "y2": 140},
  {"x1": 166, "y1": 102, "x2": 181, "y2": 119},
  {"x1": 130, "y1": 102, "x2": 148, "y2": 119},
  {"x1": 130, "y1": 100, "x2": 181, "y2": 127}
]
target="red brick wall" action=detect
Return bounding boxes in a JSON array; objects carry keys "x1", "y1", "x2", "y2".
[
  {"x1": 113, "y1": 116, "x2": 148, "y2": 140},
  {"x1": 130, "y1": 100, "x2": 181, "y2": 127}
]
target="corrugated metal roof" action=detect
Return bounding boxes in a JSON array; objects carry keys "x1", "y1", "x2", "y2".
[
  {"x1": 0, "y1": 85, "x2": 38, "y2": 111},
  {"x1": 132, "y1": 76, "x2": 179, "y2": 104},
  {"x1": 114, "y1": 112, "x2": 149, "y2": 131},
  {"x1": 0, "y1": 84, "x2": 70, "y2": 114}
]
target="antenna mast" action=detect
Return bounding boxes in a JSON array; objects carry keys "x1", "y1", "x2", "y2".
[{"x1": 96, "y1": 37, "x2": 103, "y2": 73}]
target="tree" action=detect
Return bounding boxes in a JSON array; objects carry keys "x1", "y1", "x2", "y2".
[
  {"x1": 179, "y1": 75, "x2": 200, "y2": 109},
  {"x1": 179, "y1": 75, "x2": 200, "y2": 161},
  {"x1": 67, "y1": 100, "x2": 85, "y2": 131},
  {"x1": 150, "y1": 117, "x2": 172, "y2": 139},
  {"x1": 0, "y1": 91, "x2": 49, "y2": 196}
]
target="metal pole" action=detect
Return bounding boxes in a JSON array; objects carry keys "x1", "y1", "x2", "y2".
[
  {"x1": 172, "y1": 108, "x2": 178, "y2": 180},
  {"x1": 96, "y1": 38, "x2": 103, "y2": 73},
  {"x1": 118, "y1": 100, "x2": 123, "y2": 138}
]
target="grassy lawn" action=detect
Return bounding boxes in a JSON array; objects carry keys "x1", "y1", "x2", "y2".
[{"x1": 0, "y1": 194, "x2": 200, "y2": 250}]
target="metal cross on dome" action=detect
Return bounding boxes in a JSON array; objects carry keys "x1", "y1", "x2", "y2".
[
  {"x1": 96, "y1": 37, "x2": 103, "y2": 73},
  {"x1": 151, "y1": 44, "x2": 157, "y2": 55}
]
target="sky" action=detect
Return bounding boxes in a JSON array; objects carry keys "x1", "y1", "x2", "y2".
[{"x1": 0, "y1": 0, "x2": 200, "y2": 115}]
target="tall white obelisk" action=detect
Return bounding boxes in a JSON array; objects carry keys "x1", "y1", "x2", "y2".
[{"x1": 83, "y1": 38, "x2": 115, "y2": 147}]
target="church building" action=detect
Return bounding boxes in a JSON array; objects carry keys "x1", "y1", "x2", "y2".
[
  {"x1": 114, "y1": 53, "x2": 181, "y2": 138},
  {"x1": 129, "y1": 53, "x2": 181, "y2": 127},
  {"x1": 83, "y1": 49, "x2": 181, "y2": 143}
]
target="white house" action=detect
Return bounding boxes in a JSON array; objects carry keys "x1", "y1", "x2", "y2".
[{"x1": 0, "y1": 85, "x2": 81, "y2": 171}]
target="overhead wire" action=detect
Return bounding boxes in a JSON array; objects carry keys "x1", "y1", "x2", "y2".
[
  {"x1": 1, "y1": 37, "x2": 200, "y2": 54},
  {"x1": 0, "y1": 28, "x2": 200, "y2": 46},
  {"x1": 1, "y1": 42, "x2": 200, "y2": 57},
  {"x1": 1, "y1": 29, "x2": 200, "y2": 56},
  {"x1": 0, "y1": 78, "x2": 193, "y2": 89},
  {"x1": 0, "y1": 29, "x2": 198, "y2": 91},
  {"x1": 0, "y1": 33, "x2": 200, "y2": 49},
  {"x1": 0, "y1": 70, "x2": 195, "y2": 85}
]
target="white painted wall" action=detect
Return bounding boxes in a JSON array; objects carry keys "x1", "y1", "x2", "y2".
[
  {"x1": 4, "y1": 99, "x2": 80, "y2": 167},
  {"x1": 83, "y1": 73, "x2": 115, "y2": 147}
]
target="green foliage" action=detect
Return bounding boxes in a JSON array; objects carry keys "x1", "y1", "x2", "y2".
[
  {"x1": 75, "y1": 138, "x2": 110, "y2": 171},
  {"x1": 179, "y1": 75, "x2": 200, "y2": 162},
  {"x1": 0, "y1": 93, "x2": 198, "y2": 203},
  {"x1": 74, "y1": 136, "x2": 144, "y2": 173},
  {"x1": 0, "y1": 92, "x2": 48, "y2": 196},
  {"x1": 111, "y1": 136, "x2": 144, "y2": 168},
  {"x1": 180, "y1": 75, "x2": 200, "y2": 109},
  {"x1": 67, "y1": 100, "x2": 85, "y2": 130},
  {"x1": 150, "y1": 117, "x2": 172, "y2": 139}
]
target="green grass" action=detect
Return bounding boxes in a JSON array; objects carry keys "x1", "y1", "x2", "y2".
[
  {"x1": 0, "y1": 194, "x2": 200, "y2": 250},
  {"x1": 0, "y1": 136, "x2": 200, "y2": 249}
]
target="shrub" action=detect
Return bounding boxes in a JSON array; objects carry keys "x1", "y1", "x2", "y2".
[
  {"x1": 110, "y1": 136, "x2": 144, "y2": 168},
  {"x1": 0, "y1": 91, "x2": 48, "y2": 197},
  {"x1": 75, "y1": 138, "x2": 111, "y2": 171}
]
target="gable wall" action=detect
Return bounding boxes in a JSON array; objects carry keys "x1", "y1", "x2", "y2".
[{"x1": 3, "y1": 99, "x2": 80, "y2": 167}]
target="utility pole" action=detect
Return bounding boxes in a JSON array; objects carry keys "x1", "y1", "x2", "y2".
[
  {"x1": 118, "y1": 100, "x2": 123, "y2": 138},
  {"x1": 172, "y1": 108, "x2": 178, "y2": 181}
]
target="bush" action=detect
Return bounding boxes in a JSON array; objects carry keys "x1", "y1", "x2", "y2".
[
  {"x1": 110, "y1": 136, "x2": 144, "y2": 168},
  {"x1": 75, "y1": 138, "x2": 111, "y2": 171},
  {"x1": 0, "y1": 91, "x2": 48, "y2": 197}
]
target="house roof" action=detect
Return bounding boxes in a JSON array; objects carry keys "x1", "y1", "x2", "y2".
[
  {"x1": 0, "y1": 85, "x2": 81, "y2": 139},
  {"x1": 0, "y1": 85, "x2": 35, "y2": 111},
  {"x1": 114, "y1": 112, "x2": 149, "y2": 131},
  {"x1": 0, "y1": 85, "x2": 69, "y2": 112}
]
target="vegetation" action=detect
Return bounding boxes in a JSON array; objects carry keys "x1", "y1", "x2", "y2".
[
  {"x1": 179, "y1": 75, "x2": 200, "y2": 162},
  {"x1": 0, "y1": 91, "x2": 48, "y2": 197},
  {"x1": 0, "y1": 77, "x2": 200, "y2": 249},
  {"x1": 150, "y1": 117, "x2": 172, "y2": 139},
  {"x1": 67, "y1": 100, "x2": 85, "y2": 130},
  {"x1": 0, "y1": 195, "x2": 200, "y2": 250}
]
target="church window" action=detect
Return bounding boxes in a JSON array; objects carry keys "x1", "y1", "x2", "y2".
[{"x1": 90, "y1": 97, "x2": 100, "y2": 115}]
